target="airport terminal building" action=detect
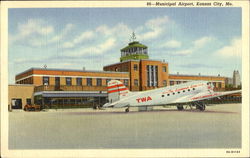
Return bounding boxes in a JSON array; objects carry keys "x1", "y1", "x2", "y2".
[{"x1": 9, "y1": 40, "x2": 231, "y2": 110}]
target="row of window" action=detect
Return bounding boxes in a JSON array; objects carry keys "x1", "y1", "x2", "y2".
[
  {"x1": 42, "y1": 77, "x2": 129, "y2": 86},
  {"x1": 114, "y1": 64, "x2": 167, "y2": 73},
  {"x1": 161, "y1": 88, "x2": 196, "y2": 97}
]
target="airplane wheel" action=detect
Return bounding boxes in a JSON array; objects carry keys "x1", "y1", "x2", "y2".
[
  {"x1": 125, "y1": 108, "x2": 129, "y2": 113},
  {"x1": 177, "y1": 105, "x2": 184, "y2": 111},
  {"x1": 200, "y1": 105, "x2": 206, "y2": 111},
  {"x1": 196, "y1": 105, "x2": 206, "y2": 111}
]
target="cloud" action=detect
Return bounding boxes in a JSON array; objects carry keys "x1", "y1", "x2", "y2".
[
  {"x1": 96, "y1": 23, "x2": 131, "y2": 39},
  {"x1": 215, "y1": 37, "x2": 242, "y2": 58},
  {"x1": 168, "y1": 36, "x2": 214, "y2": 56},
  {"x1": 193, "y1": 36, "x2": 214, "y2": 49},
  {"x1": 137, "y1": 16, "x2": 170, "y2": 41},
  {"x1": 10, "y1": 19, "x2": 54, "y2": 43},
  {"x1": 28, "y1": 23, "x2": 74, "y2": 47},
  {"x1": 49, "y1": 23, "x2": 74, "y2": 43},
  {"x1": 68, "y1": 38, "x2": 116, "y2": 57},
  {"x1": 161, "y1": 40, "x2": 181, "y2": 48},
  {"x1": 10, "y1": 19, "x2": 75, "y2": 48},
  {"x1": 62, "y1": 30, "x2": 94, "y2": 48}
]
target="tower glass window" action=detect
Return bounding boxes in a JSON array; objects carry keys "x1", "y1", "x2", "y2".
[
  {"x1": 66, "y1": 77, "x2": 72, "y2": 86},
  {"x1": 43, "y1": 76, "x2": 49, "y2": 85}
]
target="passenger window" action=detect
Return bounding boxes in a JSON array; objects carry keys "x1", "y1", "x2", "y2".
[
  {"x1": 167, "y1": 94, "x2": 170, "y2": 96},
  {"x1": 178, "y1": 91, "x2": 180, "y2": 94},
  {"x1": 183, "y1": 90, "x2": 185, "y2": 92},
  {"x1": 188, "y1": 89, "x2": 190, "y2": 91},
  {"x1": 193, "y1": 88, "x2": 195, "y2": 90},
  {"x1": 173, "y1": 93, "x2": 175, "y2": 95},
  {"x1": 162, "y1": 95, "x2": 164, "y2": 97}
]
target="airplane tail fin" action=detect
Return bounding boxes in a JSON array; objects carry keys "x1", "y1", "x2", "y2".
[{"x1": 107, "y1": 80, "x2": 130, "y2": 103}]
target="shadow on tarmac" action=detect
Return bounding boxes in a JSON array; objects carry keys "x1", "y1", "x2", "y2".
[{"x1": 62, "y1": 108, "x2": 238, "y2": 116}]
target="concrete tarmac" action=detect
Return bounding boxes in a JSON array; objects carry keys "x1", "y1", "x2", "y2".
[{"x1": 9, "y1": 103, "x2": 241, "y2": 149}]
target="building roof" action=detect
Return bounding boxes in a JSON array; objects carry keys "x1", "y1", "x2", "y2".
[
  {"x1": 34, "y1": 91, "x2": 107, "y2": 97},
  {"x1": 169, "y1": 73, "x2": 226, "y2": 78},
  {"x1": 120, "y1": 41, "x2": 147, "y2": 51},
  {"x1": 16, "y1": 67, "x2": 129, "y2": 77},
  {"x1": 103, "y1": 59, "x2": 167, "y2": 68}
]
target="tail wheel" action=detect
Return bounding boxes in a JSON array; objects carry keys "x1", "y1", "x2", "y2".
[{"x1": 125, "y1": 107, "x2": 129, "y2": 113}]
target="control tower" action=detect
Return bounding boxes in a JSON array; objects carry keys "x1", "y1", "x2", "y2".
[{"x1": 120, "y1": 32, "x2": 149, "y2": 62}]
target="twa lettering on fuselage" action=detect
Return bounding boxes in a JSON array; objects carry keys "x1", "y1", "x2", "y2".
[{"x1": 136, "y1": 96, "x2": 152, "y2": 103}]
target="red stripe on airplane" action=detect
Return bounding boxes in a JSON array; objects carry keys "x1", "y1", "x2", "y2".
[
  {"x1": 108, "y1": 88, "x2": 128, "y2": 93},
  {"x1": 107, "y1": 84, "x2": 124, "y2": 89}
]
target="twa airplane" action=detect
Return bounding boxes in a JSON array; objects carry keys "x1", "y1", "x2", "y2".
[{"x1": 103, "y1": 80, "x2": 241, "y2": 112}]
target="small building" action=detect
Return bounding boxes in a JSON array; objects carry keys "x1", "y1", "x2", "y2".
[
  {"x1": 8, "y1": 84, "x2": 35, "y2": 109},
  {"x1": 233, "y1": 70, "x2": 241, "y2": 88}
]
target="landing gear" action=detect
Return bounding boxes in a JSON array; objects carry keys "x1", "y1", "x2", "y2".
[
  {"x1": 177, "y1": 105, "x2": 184, "y2": 111},
  {"x1": 195, "y1": 102, "x2": 206, "y2": 111},
  {"x1": 125, "y1": 107, "x2": 130, "y2": 113}
]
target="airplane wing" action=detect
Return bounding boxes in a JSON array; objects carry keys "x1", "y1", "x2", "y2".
[{"x1": 173, "y1": 90, "x2": 241, "y2": 104}]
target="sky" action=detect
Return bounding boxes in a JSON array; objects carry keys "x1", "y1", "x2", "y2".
[{"x1": 8, "y1": 8, "x2": 242, "y2": 84}]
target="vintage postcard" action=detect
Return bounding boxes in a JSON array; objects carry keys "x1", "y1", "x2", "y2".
[{"x1": 1, "y1": 1, "x2": 249, "y2": 157}]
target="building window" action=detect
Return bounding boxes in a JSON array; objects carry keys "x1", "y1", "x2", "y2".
[
  {"x1": 213, "y1": 82, "x2": 216, "y2": 87},
  {"x1": 218, "y1": 82, "x2": 222, "y2": 88},
  {"x1": 115, "y1": 67, "x2": 119, "y2": 72},
  {"x1": 163, "y1": 66, "x2": 167, "y2": 72},
  {"x1": 177, "y1": 81, "x2": 181, "y2": 84},
  {"x1": 124, "y1": 79, "x2": 129, "y2": 86},
  {"x1": 163, "y1": 80, "x2": 167, "y2": 86},
  {"x1": 55, "y1": 77, "x2": 60, "y2": 86},
  {"x1": 147, "y1": 65, "x2": 158, "y2": 87},
  {"x1": 97, "y1": 78, "x2": 102, "y2": 86},
  {"x1": 66, "y1": 77, "x2": 72, "y2": 86},
  {"x1": 134, "y1": 79, "x2": 139, "y2": 86},
  {"x1": 106, "y1": 79, "x2": 111, "y2": 85},
  {"x1": 26, "y1": 98, "x2": 31, "y2": 105},
  {"x1": 87, "y1": 78, "x2": 92, "y2": 86},
  {"x1": 134, "y1": 64, "x2": 138, "y2": 71},
  {"x1": 43, "y1": 76, "x2": 49, "y2": 85},
  {"x1": 76, "y1": 78, "x2": 82, "y2": 86},
  {"x1": 170, "y1": 81, "x2": 174, "y2": 85}
]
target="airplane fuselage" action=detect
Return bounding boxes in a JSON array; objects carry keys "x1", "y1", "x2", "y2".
[{"x1": 111, "y1": 81, "x2": 210, "y2": 108}]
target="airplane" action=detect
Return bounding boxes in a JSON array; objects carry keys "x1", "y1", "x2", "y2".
[{"x1": 103, "y1": 80, "x2": 241, "y2": 112}]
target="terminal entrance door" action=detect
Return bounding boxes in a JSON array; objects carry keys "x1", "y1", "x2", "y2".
[
  {"x1": 55, "y1": 77, "x2": 60, "y2": 90},
  {"x1": 11, "y1": 99, "x2": 22, "y2": 109}
]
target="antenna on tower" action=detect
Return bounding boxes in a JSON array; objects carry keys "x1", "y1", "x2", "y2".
[{"x1": 130, "y1": 31, "x2": 136, "y2": 42}]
